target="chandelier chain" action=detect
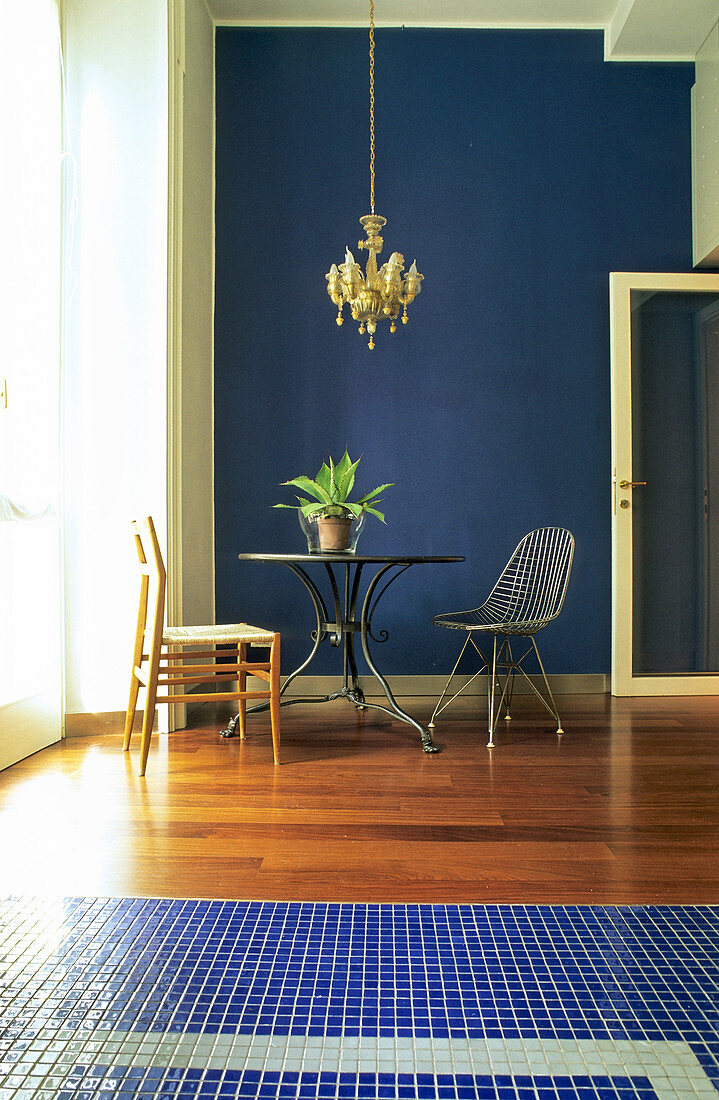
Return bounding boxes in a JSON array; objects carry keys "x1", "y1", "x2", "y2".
[
  {"x1": 324, "y1": 0, "x2": 423, "y2": 348},
  {"x1": 369, "y1": 0, "x2": 375, "y2": 214}
]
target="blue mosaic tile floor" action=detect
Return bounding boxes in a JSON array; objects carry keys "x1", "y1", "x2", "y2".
[{"x1": 0, "y1": 899, "x2": 717, "y2": 1099}]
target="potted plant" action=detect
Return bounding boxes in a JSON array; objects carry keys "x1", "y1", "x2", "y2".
[{"x1": 275, "y1": 450, "x2": 394, "y2": 553}]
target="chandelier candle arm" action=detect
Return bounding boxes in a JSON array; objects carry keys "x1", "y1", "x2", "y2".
[{"x1": 324, "y1": 0, "x2": 423, "y2": 350}]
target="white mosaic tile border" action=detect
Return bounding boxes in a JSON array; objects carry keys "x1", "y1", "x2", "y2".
[{"x1": 34, "y1": 1031, "x2": 717, "y2": 1099}]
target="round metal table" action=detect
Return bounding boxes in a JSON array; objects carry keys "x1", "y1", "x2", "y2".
[{"x1": 225, "y1": 553, "x2": 464, "y2": 752}]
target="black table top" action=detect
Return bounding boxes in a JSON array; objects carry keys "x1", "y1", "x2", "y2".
[{"x1": 238, "y1": 553, "x2": 465, "y2": 565}]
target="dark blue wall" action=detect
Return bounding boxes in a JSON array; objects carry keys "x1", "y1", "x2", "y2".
[{"x1": 214, "y1": 28, "x2": 695, "y2": 676}]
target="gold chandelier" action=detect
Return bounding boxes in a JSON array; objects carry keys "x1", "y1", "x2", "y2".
[{"x1": 325, "y1": 0, "x2": 423, "y2": 350}]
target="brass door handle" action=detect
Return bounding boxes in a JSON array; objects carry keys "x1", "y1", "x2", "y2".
[{"x1": 619, "y1": 480, "x2": 646, "y2": 489}]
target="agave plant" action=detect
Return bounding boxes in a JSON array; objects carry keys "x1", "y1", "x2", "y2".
[{"x1": 275, "y1": 450, "x2": 393, "y2": 522}]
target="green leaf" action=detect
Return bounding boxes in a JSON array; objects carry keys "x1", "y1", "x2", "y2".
[
  {"x1": 332, "y1": 449, "x2": 353, "y2": 484},
  {"x1": 328, "y1": 462, "x2": 344, "y2": 503},
  {"x1": 274, "y1": 494, "x2": 313, "y2": 510},
  {"x1": 279, "y1": 455, "x2": 393, "y2": 517},
  {"x1": 337, "y1": 457, "x2": 361, "y2": 503},
  {"x1": 315, "y1": 463, "x2": 333, "y2": 495},
  {"x1": 281, "y1": 476, "x2": 332, "y2": 505},
  {"x1": 300, "y1": 501, "x2": 327, "y2": 517},
  {"x1": 355, "y1": 482, "x2": 395, "y2": 505}
]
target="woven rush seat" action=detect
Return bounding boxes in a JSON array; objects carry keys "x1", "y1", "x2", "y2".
[
  {"x1": 124, "y1": 517, "x2": 281, "y2": 775},
  {"x1": 163, "y1": 623, "x2": 275, "y2": 646}
]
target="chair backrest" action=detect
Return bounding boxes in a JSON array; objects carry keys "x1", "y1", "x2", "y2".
[
  {"x1": 130, "y1": 516, "x2": 167, "y2": 655},
  {"x1": 484, "y1": 527, "x2": 575, "y2": 628}
]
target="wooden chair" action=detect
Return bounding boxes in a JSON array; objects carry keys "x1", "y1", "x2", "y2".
[{"x1": 123, "y1": 516, "x2": 280, "y2": 775}]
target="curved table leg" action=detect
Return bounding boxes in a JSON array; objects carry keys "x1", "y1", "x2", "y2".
[
  {"x1": 357, "y1": 563, "x2": 440, "y2": 753},
  {"x1": 222, "y1": 558, "x2": 442, "y2": 752},
  {"x1": 220, "y1": 562, "x2": 331, "y2": 737},
  {"x1": 278, "y1": 563, "x2": 330, "y2": 696},
  {"x1": 316, "y1": 561, "x2": 365, "y2": 707},
  {"x1": 342, "y1": 561, "x2": 366, "y2": 707}
]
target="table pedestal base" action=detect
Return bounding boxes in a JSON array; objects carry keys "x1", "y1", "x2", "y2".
[
  {"x1": 220, "y1": 688, "x2": 439, "y2": 752},
  {"x1": 221, "y1": 557, "x2": 454, "y2": 753}
]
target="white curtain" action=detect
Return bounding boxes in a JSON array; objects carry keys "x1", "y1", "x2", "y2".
[{"x1": 0, "y1": 0, "x2": 62, "y2": 711}]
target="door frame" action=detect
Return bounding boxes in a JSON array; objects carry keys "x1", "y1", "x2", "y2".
[{"x1": 610, "y1": 271, "x2": 719, "y2": 695}]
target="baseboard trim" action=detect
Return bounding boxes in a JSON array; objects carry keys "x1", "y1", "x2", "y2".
[
  {"x1": 64, "y1": 674, "x2": 608, "y2": 733},
  {"x1": 277, "y1": 673, "x2": 609, "y2": 697},
  {"x1": 65, "y1": 712, "x2": 127, "y2": 737}
]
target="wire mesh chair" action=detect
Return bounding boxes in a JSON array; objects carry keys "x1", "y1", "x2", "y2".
[{"x1": 428, "y1": 527, "x2": 575, "y2": 747}]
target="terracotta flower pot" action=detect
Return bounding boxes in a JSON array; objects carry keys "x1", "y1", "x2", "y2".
[
  {"x1": 317, "y1": 515, "x2": 354, "y2": 551},
  {"x1": 299, "y1": 509, "x2": 366, "y2": 553}
]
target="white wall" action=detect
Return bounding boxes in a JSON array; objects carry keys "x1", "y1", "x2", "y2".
[
  {"x1": 177, "y1": 0, "x2": 216, "y2": 629},
  {"x1": 692, "y1": 22, "x2": 719, "y2": 267},
  {"x1": 62, "y1": 0, "x2": 169, "y2": 713}
]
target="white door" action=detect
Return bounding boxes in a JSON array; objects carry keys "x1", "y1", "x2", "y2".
[
  {"x1": 0, "y1": 0, "x2": 63, "y2": 768},
  {"x1": 610, "y1": 271, "x2": 719, "y2": 695},
  {"x1": 0, "y1": 511, "x2": 62, "y2": 771}
]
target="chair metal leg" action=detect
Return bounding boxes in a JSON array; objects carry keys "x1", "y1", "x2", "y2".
[
  {"x1": 500, "y1": 636, "x2": 563, "y2": 733},
  {"x1": 431, "y1": 626, "x2": 564, "y2": 749},
  {"x1": 428, "y1": 635, "x2": 471, "y2": 729},
  {"x1": 503, "y1": 639, "x2": 515, "y2": 722},
  {"x1": 487, "y1": 635, "x2": 499, "y2": 748},
  {"x1": 531, "y1": 637, "x2": 563, "y2": 733},
  {"x1": 487, "y1": 636, "x2": 519, "y2": 748},
  {"x1": 428, "y1": 634, "x2": 487, "y2": 729}
]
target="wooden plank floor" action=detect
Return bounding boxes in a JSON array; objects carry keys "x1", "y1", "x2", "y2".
[{"x1": 1, "y1": 693, "x2": 718, "y2": 904}]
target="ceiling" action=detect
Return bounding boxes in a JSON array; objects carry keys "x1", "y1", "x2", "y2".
[{"x1": 206, "y1": 0, "x2": 718, "y2": 61}]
